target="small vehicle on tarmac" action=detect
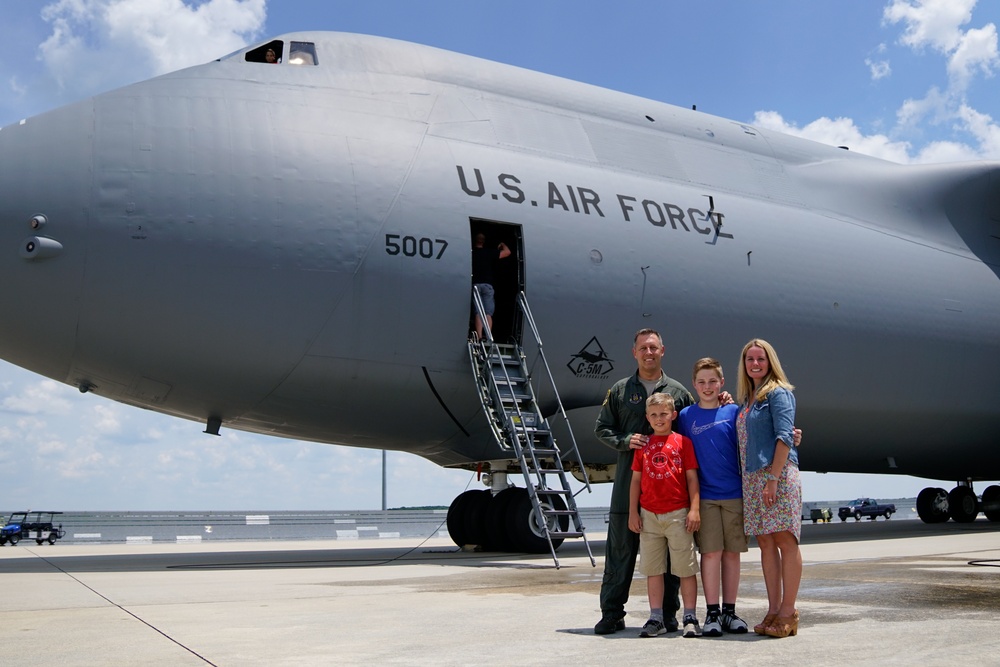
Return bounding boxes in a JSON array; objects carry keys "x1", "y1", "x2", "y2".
[
  {"x1": 0, "y1": 511, "x2": 65, "y2": 546},
  {"x1": 808, "y1": 507, "x2": 833, "y2": 523},
  {"x1": 838, "y1": 498, "x2": 896, "y2": 521}
]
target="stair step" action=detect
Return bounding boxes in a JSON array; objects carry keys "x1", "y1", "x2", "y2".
[{"x1": 546, "y1": 531, "x2": 585, "y2": 538}]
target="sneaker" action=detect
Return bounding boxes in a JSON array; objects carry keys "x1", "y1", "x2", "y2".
[
  {"x1": 683, "y1": 615, "x2": 700, "y2": 638},
  {"x1": 594, "y1": 616, "x2": 625, "y2": 635},
  {"x1": 639, "y1": 618, "x2": 666, "y2": 638},
  {"x1": 702, "y1": 610, "x2": 723, "y2": 637},
  {"x1": 721, "y1": 610, "x2": 749, "y2": 634}
]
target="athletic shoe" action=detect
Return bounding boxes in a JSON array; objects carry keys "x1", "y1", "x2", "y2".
[
  {"x1": 639, "y1": 619, "x2": 666, "y2": 637},
  {"x1": 702, "y1": 610, "x2": 723, "y2": 637},
  {"x1": 594, "y1": 616, "x2": 625, "y2": 635},
  {"x1": 683, "y1": 615, "x2": 700, "y2": 638},
  {"x1": 721, "y1": 610, "x2": 749, "y2": 634}
]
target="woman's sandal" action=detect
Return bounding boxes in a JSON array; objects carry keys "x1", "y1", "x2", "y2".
[
  {"x1": 754, "y1": 613, "x2": 777, "y2": 635},
  {"x1": 763, "y1": 610, "x2": 799, "y2": 638}
]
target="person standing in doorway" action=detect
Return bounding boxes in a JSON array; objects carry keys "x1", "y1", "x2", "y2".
[{"x1": 471, "y1": 231, "x2": 510, "y2": 340}]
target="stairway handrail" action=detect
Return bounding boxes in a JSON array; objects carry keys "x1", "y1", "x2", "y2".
[{"x1": 516, "y1": 291, "x2": 592, "y2": 493}]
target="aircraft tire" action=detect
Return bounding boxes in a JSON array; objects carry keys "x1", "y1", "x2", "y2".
[
  {"x1": 916, "y1": 487, "x2": 950, "y2": 523},
  {"x1": 948, "y1": 486, "x2": 979, "y2": 523},
  {"x1": 483, "y1": 487, "x2": 519, "y2": 551},
  {"x1": 446, "y1": 490, "x2": 480, "y2": 546},
  {"x1": 506, "y1": 488, "x2": 568, "y2": 554},
  {"x1": 981, "y1": 485, "x2": 1000, "y2": 522},
  {"x1": 462, "y1": 489, "x2": 493, "y2": 547}
]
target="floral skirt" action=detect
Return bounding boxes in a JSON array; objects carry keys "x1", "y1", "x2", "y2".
[
  {"x1": 741, "y1": 464, "x2": 802, "y2": 542},
  {"x1": 738, "y1": 409, "x2": 802, "y2": 541}
]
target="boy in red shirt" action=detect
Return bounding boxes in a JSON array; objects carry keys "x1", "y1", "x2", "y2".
[{"x1": 629, "y1": 392, "x2": 702, "y2": 637}]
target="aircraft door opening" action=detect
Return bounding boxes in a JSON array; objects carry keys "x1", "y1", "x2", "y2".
[{"x1": 469, "y1": 219, "x2": 524, "y2": 345}]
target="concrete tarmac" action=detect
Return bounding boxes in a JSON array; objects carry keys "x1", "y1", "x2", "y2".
[{"x1": 2, "y1": 519, "x2": 999, "y2": 666}]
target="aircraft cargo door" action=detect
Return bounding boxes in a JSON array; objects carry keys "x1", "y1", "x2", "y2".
[{"x1": 470, "y1": 219, "x2": 524, "y2": 344}]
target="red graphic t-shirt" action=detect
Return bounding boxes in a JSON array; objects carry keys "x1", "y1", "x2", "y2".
[{"x1": 631, "y1": 432, "x2": 698, "y2": 514}]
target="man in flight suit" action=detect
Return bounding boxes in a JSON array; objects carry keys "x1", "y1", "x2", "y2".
[{"x1": 593, "y1": 328, "x2": 693, "y2": 634}]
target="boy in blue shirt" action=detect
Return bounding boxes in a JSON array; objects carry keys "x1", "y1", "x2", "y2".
[{"x1": 677, "y1": 358, "x2": 749, "y2": 636}]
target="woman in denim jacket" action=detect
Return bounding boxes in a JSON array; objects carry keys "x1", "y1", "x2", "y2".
[{"x1": 736, "y1": 338, "x2": 801, "y2": 639}]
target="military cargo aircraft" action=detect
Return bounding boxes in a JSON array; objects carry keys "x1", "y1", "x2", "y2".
[{"x1": 1, "y1": 32, "x2": 998, "y2": 552}]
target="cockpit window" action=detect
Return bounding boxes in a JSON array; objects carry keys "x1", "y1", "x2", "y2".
[
  {"x1": 287, "y1": 41, "x2": 318, "y2": 66},
  {"x1": 245, "y1": 39, "x2": 284, "y2": 64}
]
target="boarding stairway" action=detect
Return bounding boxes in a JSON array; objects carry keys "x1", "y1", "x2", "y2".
[{"x1": 469, "y1": 289, "x2": 595, "y2": 568}]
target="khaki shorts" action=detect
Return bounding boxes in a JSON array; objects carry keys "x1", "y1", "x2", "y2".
[
  {"x1": 637, "y1": 507, "x2": 699, "y2": 578},
  {"x1": 696, "y1": 498, "x2": 748, "y2": 554}
]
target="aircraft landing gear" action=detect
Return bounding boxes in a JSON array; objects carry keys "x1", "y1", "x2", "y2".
[
  {"x1": 446, "y1": 474, "x2": 569, "y2": 554},
  {"x1": 916, "y1": 487, "x2": 949, "y2": 523},
  {"x1": 981, "y1": 485, "x2": 1000, "y2": 522},
  {"x1": 948, "y1": 486, "x2": 978, "y2": 523},
  {"x1": 916, "y1": 482, "x2": 1000, "y2": 524}
]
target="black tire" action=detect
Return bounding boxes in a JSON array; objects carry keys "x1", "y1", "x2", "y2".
[
  {"x1": 0, "y1": 537, "x2": 6, "y2": 546},
  {"x1": 839, "y1": 516, "x2": 846, "y2": 522},
  {"x1": 506, "y1": 488, "x2": 569, "y2": 554},
  {"x1": 916, "y1": 487, "x2": 950, "y2": 523},
  {"x1": 884, "y1": 510, "x2": 892, "y2": 520},
  {"x1": 854, "y1": 511, "x2": 862, "y2": 521},
  {"x1": 948, "y1": 486, "x2": 978, "y2": 523},
  {"x1": 446, "y1": 489, "x2": 479, "y2": 547},
  {"x1": 36, "y1": 540, "x2": 43, "y2": 545},
  {"x1": 9, "y1": 534, "x2": 19, "y2": 546},
  {"x1": 462, "y1": 489, "x2": 493, "y2": 547},
  {"x1": 483, "y1": 487, "x2": 520, "y2": 551},
  {"x1": 47, "y1": 534, "x2": 58, "y2": 545},
  {"x1": 982, "y1": 485, "x2": 1000, "y2": 522}
]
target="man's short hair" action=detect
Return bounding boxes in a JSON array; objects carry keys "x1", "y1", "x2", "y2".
[
  {"x1": 633, "y1": 328, "x2": 663, "y2": 345},
  {"x1": 645, "y1": 393, "x2": 675, "y2": 411}
]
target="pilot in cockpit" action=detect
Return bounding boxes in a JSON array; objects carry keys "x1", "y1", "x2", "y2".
[{"x1": 265, "y1": 48, "x2": 278, "y2": 64}]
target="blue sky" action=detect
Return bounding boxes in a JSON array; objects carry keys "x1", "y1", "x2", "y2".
[{"x1": 1, "y1": 0, "x2": 998, "y2": 511}]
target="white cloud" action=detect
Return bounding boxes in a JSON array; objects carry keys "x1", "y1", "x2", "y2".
[
  {"x1": 884, "y1": 0, "x2": 999, "y2": 94},
  {"x1": 955, "y1": 103, "x2": 1000, "y2": 157},
  {"x1": 884, "y1": 0, "x2": 977, "y2": 53},
  {"x1": 867, "y1": 58, "x2": 892, "y2": 80},
  {"x1": 947, "y1": 23, "x2": 999, "y2": 89},
  {"x1": 89, "y1": 403, "x2": 122, "y2": 435},
  {"x1": 1, "y1": 379, "x2": 75, "y2": 415},
  {"x1": 8, "y1": 75, "x2": 27, "y2": 97},
  {"x1": 752, "y1": 110, "x2": 914, "y2": 163},
  {"x1": 37, "y1": 0, "x2": 266, "y2": 97}
]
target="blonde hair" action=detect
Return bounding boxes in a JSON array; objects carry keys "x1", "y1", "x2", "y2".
[
  {"x1": 736, "y1": 338, "x2": 794, "y2": 405},
  {"x1": 645, "y1": 392, "x2": 675, "y2": 411},
  {"x1": 692, "y1": 357, "x2": 723, "y2": 381}
]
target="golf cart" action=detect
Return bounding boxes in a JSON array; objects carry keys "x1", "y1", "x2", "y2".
[{"x1": 0, "y1": 511, "x2": 65, "y2": 546}]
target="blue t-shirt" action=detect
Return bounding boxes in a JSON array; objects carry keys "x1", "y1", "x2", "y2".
[{"x1": 677, "y1": 403, "x2": 742, "y2": 500}]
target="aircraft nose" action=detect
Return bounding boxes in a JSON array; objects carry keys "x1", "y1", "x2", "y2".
[{"x1": 0, "y1": 101, "x2": 94, "y2": 383}]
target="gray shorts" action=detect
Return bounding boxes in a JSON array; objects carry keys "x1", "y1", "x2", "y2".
[{"x1": 473, "y1": 283, "x2": 495, "y2": 316}]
